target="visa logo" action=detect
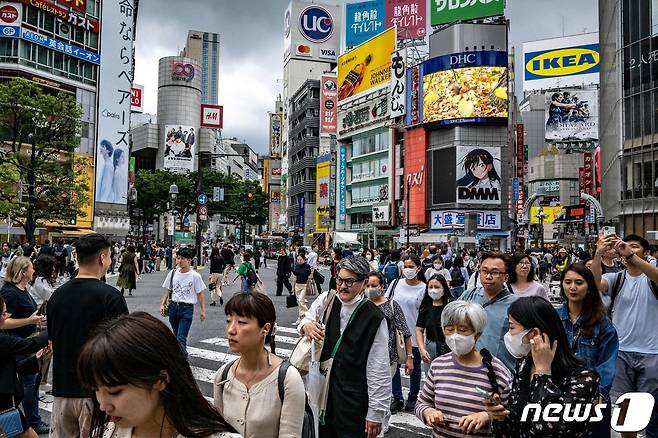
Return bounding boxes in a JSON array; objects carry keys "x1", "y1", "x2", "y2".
[
  {"x1": 525, "y1": 44, "x2": 600, "y2": 80},
  {"x1": 320, "y1": 48, "x2": 336, "y2": 58}
]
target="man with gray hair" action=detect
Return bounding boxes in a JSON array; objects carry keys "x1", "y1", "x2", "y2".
[{"x1": 299, "y1": 255, "x2": 391, "y2": 437}]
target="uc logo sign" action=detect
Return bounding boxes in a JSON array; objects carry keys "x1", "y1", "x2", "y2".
[
  {"x1": 525, "y1": 44, "x2": 599, "y2": 80},
  {"x1": 299, "y1": 5, "x2": 333, "y2": 43}
]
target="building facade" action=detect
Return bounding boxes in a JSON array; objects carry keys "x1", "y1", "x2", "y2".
[{"x1": 182, "y1": 30, "x2": 220, "y2": 105}]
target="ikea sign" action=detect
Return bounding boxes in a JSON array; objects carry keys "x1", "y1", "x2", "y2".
[{"x1": 525, "y1": 44, "x2": 599, "y2": 81}]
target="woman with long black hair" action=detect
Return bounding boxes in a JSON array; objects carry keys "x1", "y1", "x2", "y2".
[
  {"x1": 416, "y1": 274, "x2": 454, "y2": 366},
  {"x1": 484, "y1": 296, "x2": 600, "y2": 437}
]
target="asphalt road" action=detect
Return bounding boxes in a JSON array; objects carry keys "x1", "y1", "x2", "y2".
[{"x1": 37, "y1": 261, "x2": 430, "y2": 437}]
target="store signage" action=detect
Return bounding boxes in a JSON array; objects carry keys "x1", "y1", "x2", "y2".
[
  {"x1": 408, "y1": 64, "x2": 420, "y2": 125},
  {"x1": 21, "y1": 28, "x2": 99, "y2": 64},
  {"x1": 345, "y1": 0, "x2": 385, "y2": 48},
  {"x1": 299, "y1": 5, "x2": 334, "y2": 42},
  {"x1": 431, "y1": 210, "x2": 501, "y2": 231},
  {"x1": 525, "y1": 44, "x2": 599, "y2": 80},
  {"x1": 431, "y1": 0, "x2": 504, "y2": 26},
  {"x1": 320, "y1": 75, "x2": 337, "y2": 133},
  {"x1": 20, "y1": 0, "x2": 98, "y2": 32},
  {"x1": 390, "y1": 48, "x2": 406, "y2": 118},
  {"x1": 539, "y1": 180, "x2": 560, "y2": 192},
  {"x1": 339, "y1": 143, "x2": 347, "y2": 224},
  {"x1": 200, "y1": 104, "x2": 223, "y2": 129},
  {"x1": 406, "y1": 165, "x2": 424, "y2": 187},
  {"x1": 338, "y1": 96, "x2": 388, "y2": 137},
  {"x1": 583, "y1": 152, "x2": 593, "y2": 195},
  {"x1": 372, "y1": 204, "x2": 389, "y2": 223},
  {"x1": 0, "y1": 2, "x2": 20, "y2": 38},
  {"x1": 385, "y1": 0, "x2": 426, "y2": 40},
  {"x1": 564, "y1": 205, "x2": 587, "y2": 221},
  {"x1": 171, "y1": 62, "x2": 194, "y2": 81},
  {"x1": 271, "y1": 191, "x2": 282, "y2": 201},
  {"x1": 130, "y1": 85, "x2": 143, "y2": 112},
  {"x1": 56, "y1": 0, "x2": 84, "y2": 13}
]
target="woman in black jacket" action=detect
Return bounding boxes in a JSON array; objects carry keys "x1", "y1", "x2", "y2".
[
  {"x1": 0, "y1": 295, "x2": 49, "y2": 438},
  {"x1": 275, "y1": 248, "x2": 293, "y2": 296}
]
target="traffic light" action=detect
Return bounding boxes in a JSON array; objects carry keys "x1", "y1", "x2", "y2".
[{"x1": 69, "y1": 215, "x2": 76, "y2": 225}]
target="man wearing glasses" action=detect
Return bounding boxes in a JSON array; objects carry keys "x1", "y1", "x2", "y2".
[{"x1": 460, "y1": 251, "x2": 518, "y2": 371}]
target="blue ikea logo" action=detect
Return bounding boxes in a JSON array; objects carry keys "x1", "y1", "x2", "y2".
[{"x1": 525, "y1": 44, "x2": 599, "y2": 81}]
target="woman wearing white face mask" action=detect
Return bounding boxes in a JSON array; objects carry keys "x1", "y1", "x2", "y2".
[
  {"x1": 423, "y1": 258, "x2": 450, "y2": 282},
  {"x1": 416, "y1": 275, "x2": 454, "y2": 369},
  {"x1": 484, "y1": 297, "x2": 600, "y2": 437},
  {"x1": 362, "y1": 249, "x2": 379, "y2": 272},
  {"x1": 416, "y1": 301, "x2": 513, "y2": 437},
  {"x1": 386, "y1": 254, "x2": 426, "y2": 413}
]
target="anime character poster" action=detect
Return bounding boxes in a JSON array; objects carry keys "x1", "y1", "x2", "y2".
[
  {"x1": 163, "y1": 125, "x2": 195, "y2": 171},
  {"x1": 455, "y1": 146, "x2": 502, "y2": 205}
]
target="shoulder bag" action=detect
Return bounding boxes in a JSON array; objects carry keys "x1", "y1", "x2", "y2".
[
  {"x1": 0, "y1": 396, "x2": 25, "y2": 438},
  {"x1": 289, "y1": 290, "x2": 336, "y2": 375},
  {"x1": 162, "y1": 269, "x2": 175, "y2": 317},
  {"x1": 385, "y1": 278, "x2": 406, "y2": 364}
]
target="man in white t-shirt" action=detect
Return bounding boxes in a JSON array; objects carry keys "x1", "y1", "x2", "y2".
[
  {"x1": 160, "y1": 247, "x2": 206, "y2": 355},
  {"x1": 592, "y1": 234, "x2": 658, "y2": 437}
]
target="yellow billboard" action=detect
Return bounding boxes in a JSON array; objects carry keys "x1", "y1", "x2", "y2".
[
  {"x1": 337, "y1": 27, "x2": 396, "y2": 102},
  {"x1": 530, "y1": 206, "x2": 563, "y2": 224}
]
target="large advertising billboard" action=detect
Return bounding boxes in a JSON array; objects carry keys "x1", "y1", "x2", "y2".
[
  {"x1": 545, "y1": 90, "x2": 598, "y2": 142},
  {"x1": 456, "y1": 146, "x2": 502, "y2": 205},
  {"x1": 316, "y1": 154, "x2": 331, "y2": 233},
  {"x1": 523, "y1": 33, "x2": 599, "y2": 92},
  {"x1": 320, "y1": 75, "x2": 338, "y2": 133},
  {"x1": 346, "y1": 0, "x2": 385, "y2": 48},
  {"x1": 163, "y1": 125, "x2": 196, "y2": 172},
  {"x1": 95, "y1": 0, "x2": 134, "y2": 205},
  {"x1": 284, "y1": 1, "x2": 341, "y2": 63},
  {"x1": 338, "y1": 143, "x2": 347, "y2": 224},
  {"x1": 421, "y1": 51, "x2": 508, "y2": 125},
  {"x1": 337, "y1": 26, "x2": 396, "y2": 102},
  {"x1": 0, "y1": 2, "x2": 21, "y2": 38},
  {"x1": 270, "y1": 113, "x2": 282, "y2": 158},
  {"x1": 385, "y1": 0, "x2": 426, "y2": 40},
  {"x1": 431, "y1": 0, "x2": 504, "y2": 26}
]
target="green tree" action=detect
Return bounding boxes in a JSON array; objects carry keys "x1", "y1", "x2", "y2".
[{"x1": 0, "y1": 79, "x2": 88, "y2": 243}]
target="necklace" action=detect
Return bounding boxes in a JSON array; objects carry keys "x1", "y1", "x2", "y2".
[{"x1": 237, "y1": 350, "x2": 272, "y2": 389}]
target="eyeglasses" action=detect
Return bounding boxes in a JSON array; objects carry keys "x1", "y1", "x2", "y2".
[
  {"x1": 336, "y1": 277, "x2": 363, "y2": 288},
  {"x1": 479, "y1": 269, "x2": 507, "y2": 278}
]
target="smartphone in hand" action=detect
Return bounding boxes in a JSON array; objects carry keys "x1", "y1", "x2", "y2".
[{"x1": 475, "y1": 386, "x2": 498, "y2": 405}]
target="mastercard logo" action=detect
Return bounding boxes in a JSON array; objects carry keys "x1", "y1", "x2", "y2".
[{"x1": 296, "y1": 45, "x2": 312, "y2": 56}]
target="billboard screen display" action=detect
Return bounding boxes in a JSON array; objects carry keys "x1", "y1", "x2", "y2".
[
  {"x1": 545, "y1": 90, "x2": 598, "y2": 142},
  {"x1": 163, "y1": 125, "x2": 195, "y2": 172},
  {"x1": 456, "y1": 146, "x2": 502, "y2": 205},
  {"x1": 385, "y1": 0, "x2": 426, "y2": 40},
  {"x1": 422, "y1": 51, "x2": 508, "y2": 125},
  {"x1": 346, "y1": 0, "x2": 385, "y2": 48},
  {"x1": 431, "y1": 0, "x2": 504, "y2": 26},
  {"x1": 95, "y1": 0, "x2": 133, "y2": 205},
  {"x1": 337, "y1": 26, "x2": 396, "y2": 102}
]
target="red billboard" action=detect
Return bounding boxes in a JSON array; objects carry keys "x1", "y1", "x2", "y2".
[
  {"x1": 20, "y1": 0, "x2": 99, "y2": 32},
  {"x1": 385, "y1": 0, "x2": 426, "y2": 40},
  {"x1": 404, "y1": 127, "x2": 427, "y2": 225},
  {"x1": 320, "y1": 75, "x2": 337, "y2": 134},
  {"x1": 583, "y1": 152, "x2": 593, "y2": 195},
  {"x1": 56, "y1": 0, "x2": 84, "y2": 12},
  {"x1": 200, "y1": 104, "x2": 223, "y2": 129}
]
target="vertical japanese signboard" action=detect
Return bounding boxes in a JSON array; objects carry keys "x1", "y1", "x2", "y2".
[
  {"x1": 516, "y1": 124, "x2": 525, "y2": 215},
  {"x1": 320, "y1": 75, "x2": 337, "y2": 133},
  {"x1": 390, "y1": 48, "x2": 406, "y2": 118},
  {"x1": 95, "y1": 0, "x2": 134, "y2": 205},
  {"x1": 406, "y1": 63, "x2": 420, "y2": 125},
  {"x1": 345, "y1": 0, "x2": 386, "y2": 48},
  {"x1": 316, "y1": 154, "x2": 331, "y2": 232},
  {"x1": 385, "y1": 0, "x2": 426, "y2": 40},
  {"x1": 578, "y1": 167, "x2": 585, "y2": 194},
  {"x1": 339, "y1": 143, "x2": 347, "y2": 224},
  {"x1": 270, "y1": 113, "x2": 282, "y2": 157},
  {"x1": 583, "y1": 152, "x2": 593, "y2": 195}
]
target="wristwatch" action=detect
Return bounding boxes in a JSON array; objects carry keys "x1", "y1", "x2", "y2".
[{"x1": 407, "y1": 354, "x2": 414, "y2": 358}]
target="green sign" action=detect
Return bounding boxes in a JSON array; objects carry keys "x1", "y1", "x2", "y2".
[
  {"x1": 175, "y1": 231, "x2": 194, "y2": 244},
  {"x1": 431, "y1": 0, "x2": 505, "y2": 26}
]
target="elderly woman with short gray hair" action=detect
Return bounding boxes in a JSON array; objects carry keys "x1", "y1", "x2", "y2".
[
  {"x1": 415, "y1": 301, "x2": 513, "y2": 437},
  {"x1": 299, "y1": 255, "x2": 391, "y2": 438}
]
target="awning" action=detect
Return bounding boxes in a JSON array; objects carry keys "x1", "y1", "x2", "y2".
[{"x1": 49, "y1": 229, "x2": 94, "y2": 237}]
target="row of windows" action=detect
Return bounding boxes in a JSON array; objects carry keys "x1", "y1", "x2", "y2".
[
  {"x1": 351, "y1": 184, "x2": 386, "y2": 205},
  {"x1": 23, "y1": 4, "x2": 99, "y2": 51},
  {"x1": 622, "y1": 149, "x2": 658, "y2": 199},
  {"x1": 623, "y1": 89, "x2": 658, "y2": 141},
  {"x1": 622, "y1": 0, "x2": 654, "y2": 48},
  {"x1": 351, "y1": 158, "x2": 388, "y2": 183},
  {"x1": 352, "y1": 130, "x2": 389, "y2": 157}
]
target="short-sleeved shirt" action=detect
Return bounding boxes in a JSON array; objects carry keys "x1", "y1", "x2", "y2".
[
  {"x1": 387, "y1": 279, "x2": 426, "y2": 347},
  {"x1": 47, "y1": 278, "x2": 128, "y2": 397},
  {"x1": 162, "y1": 269, "x2": 206, "y2": 304},
  {"x1": 603, "y1": 271, "x2": 658, "y2": 353},
  {"x1": 0, "y1": 283, "x2": 37, "y2": 339},
  {"x1": 416, "y1": 304, "x2": 447, "y2": 344},
  {"x1": 509, "y1": 281, "x2": 548, "y2": 299}
]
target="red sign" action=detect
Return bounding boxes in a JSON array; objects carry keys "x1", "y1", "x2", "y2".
[
  {"x1": 385, "y1": 0, "x2": 426, "y2": 40},
  {"x1": 56, "y1": 0, "x2": 84, "y2": 12},
  {"x1": 320, "y1": 75, "x2": 337, "y2": 134},
  {"x1": 200, "y1": 104, "x2": 223, "y2": 129},
  {"x1": 0, "y1": 4, "x2": 19, "y2": 22},
  {"x1": 271, "y1": 168, "x2": 282, "y2": 176},
  {"x1": 583, "y1": 152, "x2": 593, "y2": 195},
  {"x1": 404, "y1": 127, "x2": 427, "y2": 225},
  {"x1": 579, "y1": 167, "x2": 585, "y2": 194},
  {"x1": 130, "y1": 86, "x2": 143, "y2": 112},
  {"x1": 20, "y1": 0, "x2": 99, "y2": 32},
  {"x1": 516, "y1": 124, "x2": 524, "y2": 182}
]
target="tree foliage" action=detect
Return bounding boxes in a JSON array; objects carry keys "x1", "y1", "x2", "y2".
[{"x1": 0, "y1": 79, "x2": 88, "y2": 243}]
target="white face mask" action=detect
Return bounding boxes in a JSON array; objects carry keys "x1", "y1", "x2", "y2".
[
  {"x1": 433, "y1": 263, "x2": 443, "y2": 270},
  {"x1": 365, "y1": 287, "x2": 383, "y2": 299},
  {"x1": 428, "y1": 288, "x2": 444, "y2": 300},
  {"x1": 504, "y1": 329, "x2": 532, "y2": 359},
  {"x1": 402, "y1": 268, "x2": 417, "y2": 280},
  {"x1": 445, "y1": 333, "x2": 476, "y2": 356},
  {"x1": 338, "y1": 292, "x2": 363, "y2": 306}
]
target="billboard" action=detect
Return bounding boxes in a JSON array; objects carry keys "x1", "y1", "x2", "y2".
[
  {"x1": 523, "y1": 33, "x2": 599, "y2": 91},
  {"x1": 95, "y1": 0, "x2": 134, "y2": 205},
  {"x1": 385, "y1": 0, "x2": 426, "y2": 40},
  {"x1": 130, "y1": 85, "x2": 144, "y2": 112},
  {"x1": 390, "y1": 48, "x2": 406, "y2": 118},
  {"x1": 320, "y1": 75, "x2": 337, "y2": 133},
  {"x1": 21, "y1": 29, "x2": 100, "y2": 64},
  {"x1": 200, "y1": 104, "x2": 223, "y2": 129},
  {"x1": 18, "y1": 0, "x2": 99, "y2": 33},
  {"x1": 421, "y1": 51, "x2": 508, "y2": 125},
  {"x1": 284, "y1": 1, "x2": 341, "y2": 63},
  {"x1": 0, "y1": 2, "x2": 21, "y2": 38},
  {"x1": 337, "y1": 26, "x2": 396, "y2": 102},
  {"x1": 316, "y1": 154, "x2": 331, "y2": 233},
  {"x1": 163, "y1": 125, "x2": 195, "y2": 172},
  {"x1": 346, "y1": 0, "x2": 385, "y2": 48},
  {"x1": 338, "y1": 143, "x2": 347, "y2": 224},
  {"x1": 456, "y1": 146, "x2": 502, "y2": 205},
  {"x1": 431, "y1": 210, "x2": 501, "y2": 230},
  {"x1": 545, "y1": 90, "x2": 598, "y2": 142},
  {"x1": 530, "y1": 206, "x2": 563, "y2": 224},
  {"x1": 270, "y1": 113, "x2": 282, "y2": 157},
  {"x1": 431, "y1": 0, "x2": 504, "y2": 26}
]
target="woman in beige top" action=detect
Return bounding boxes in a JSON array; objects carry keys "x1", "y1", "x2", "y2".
[
  {"x1": 213, "y1": 293, "x2": 306, "y2": 438},
  {"x1": 77, "y1": 312, "x2": 240, "y2": 438}
]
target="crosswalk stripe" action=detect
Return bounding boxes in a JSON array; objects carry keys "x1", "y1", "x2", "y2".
[
  {"x1": 202, "y1": 333, "x2": 298, "y2": 346},
  {"x1": 195, "y1": 339, "x2": 292, "y2": 358},
  {"x1": 188, "y1": 346, "x2": 239, "y2": 363},
  {"x1": 275, "y1": 326, "x2": 299, "y2": 335}
]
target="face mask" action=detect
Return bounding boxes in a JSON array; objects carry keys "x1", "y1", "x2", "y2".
[
  {"x1": 338, "y1": 292, "x2": 363, "y2": 306},
  {"x1": 504, "y1": 329, "x2": 532, "y2": 359},
  {"x1": 433, "y1": 263, "x2": 443, "y2": 270},
  {"x1": 366, "y1": 254, "x2": 372, "y2": 261},
  {"x1": 402, "y1": 268, "x2": 417, "y2": 280},
  {"x1": 365, "y1": 287, "x2": 383, "y2": 299},
  {"x1": 428, "y1": 288, "x2": 444, "y2": 300},
  {"x1": 445, "y1": 333, "x2": 476, "y2": 356}
]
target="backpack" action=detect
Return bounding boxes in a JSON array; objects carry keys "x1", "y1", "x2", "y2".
[
  {"x1": 607, "y1": 270, "x2": 658, "y2": 316},
  {"x1": 382, "y1": 261, "x2": 399, "y2": 286},
  {"x1": 221, "y1": 360, "x2": 315, "y2": 438},
  {"x1": 450, "y1": 267, "x2": 465, "y2": 287},
  {"x1": 244, "y1": 263, "x2": 258, "y2": 286}
]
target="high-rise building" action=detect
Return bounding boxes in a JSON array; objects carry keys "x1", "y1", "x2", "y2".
[{"x1": 182, "y1": 30, "x2": 220, "y2": 104}]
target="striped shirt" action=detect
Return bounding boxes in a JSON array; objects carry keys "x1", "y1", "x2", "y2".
[{"x1": 415, "y1": 352, "x2": 513, "y2": 437}]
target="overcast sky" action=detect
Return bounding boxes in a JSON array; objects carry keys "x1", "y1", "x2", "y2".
[{"x1": 133, "y1": 0, "x2": 598, "y2": 154}]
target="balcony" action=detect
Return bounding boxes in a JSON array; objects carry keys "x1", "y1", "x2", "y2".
[
  {"x1": 289, "y1": 156, "x2": 317, "y2": 175},
  {"x1": 289, "y1": 136, "x2": 319, "y2": 156},
  {"x1": 291, "y1": 98, "x2": 320, "y2": 121},
  {"x1": 290, "y1": 116, "x2": 319, "y2": 139},
  {"x1": 288, "y1": 180, "x2": 316, "y2": 198}
]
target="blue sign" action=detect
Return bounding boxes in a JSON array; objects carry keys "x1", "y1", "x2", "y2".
[
  {"x1": 21, "y1": 29, "x2": 100, "y2": 65},
  {"x1": 512, "y1": 177, "x2": 519, "y2": 201},
  {"x1": 0, "y1": 25, "x2": 19, "y2": 38},
  {"x1": 299, "y1": 194, "x2": 305, "y2": 230},
  {"x1": 423, "y1": 51, "x2": 508, "y2": 75},
  {"x1": 345, "y1": 0, "x2": 385, "y2": 48},
  {"x1": 197, "y1": 194, "x2": 208, "y2": 205},
  {"x1": 299, "y1": 5, "x2": 334, "y2": 43},
  {"x1": 339, "y1": 143, "x2": 347, "y2": 224}
]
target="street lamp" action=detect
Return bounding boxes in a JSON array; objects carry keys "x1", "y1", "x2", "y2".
[{"x1": 169, "y1": 183, "x2": 178, "y2": 247}]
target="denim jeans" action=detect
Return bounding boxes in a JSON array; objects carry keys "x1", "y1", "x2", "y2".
[
  {"x1": 168, "y1": 302, "x2": 194, "y2": 354},
  {"x1": 21, "y1": 372, "x2": 42, "y2": 425},
  {"x1": 391, "y1": 346, "x2": 421, "y2": 403}
]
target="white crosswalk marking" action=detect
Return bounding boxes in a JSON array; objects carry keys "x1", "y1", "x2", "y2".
[{"x1": 197, "y1": 339, "x2": 292, "y2": 358}]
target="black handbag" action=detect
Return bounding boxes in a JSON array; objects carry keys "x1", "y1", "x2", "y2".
[
  {"x1": 286, "y1": 293, "x2": 298, "y2": 308},
  {"x1": 314, "y1": 270, "x2": 325, "y2": 284},
  {"x1": 0, "y1": 396, "x2": 25, "y2": 438}
]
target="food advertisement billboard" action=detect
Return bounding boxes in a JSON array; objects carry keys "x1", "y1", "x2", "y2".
[
  {"x1": 163, "y1": 125, "x2": 196, "y2": 172},
  {"x1": 455, "y1": 146, "x2": 502, "y2": 205},
  {"x1": 345, "y1": 0, "x2": 386, "y2": 48},
  {"x1": 422, "y1": 51, "x2": 508, "y2": 125},
  {"x1": 337, "y1": 26, "x2": 396, "y2": 102},
  {"x1": 431, "y1": 0, "x2": 504, "y2": 26},
  {"x1": 545, "y1": 89, "x2": 598, "y2": 142}
]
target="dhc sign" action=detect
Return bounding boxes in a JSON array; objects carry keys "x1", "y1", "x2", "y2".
[{"x1": 525, "y1": 44, "x2": 599, "y2": 80}]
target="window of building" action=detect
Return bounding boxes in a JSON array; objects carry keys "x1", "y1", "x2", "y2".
[
  {"x1": 42, "y1": 12, "x2": 55, "y2": 33},
  {"x1": 24, "y1": 4, "x2": 38, "y2": 26},
  {"x1": 0, "y1": 39, "x2": 17, "y2": 60}
]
